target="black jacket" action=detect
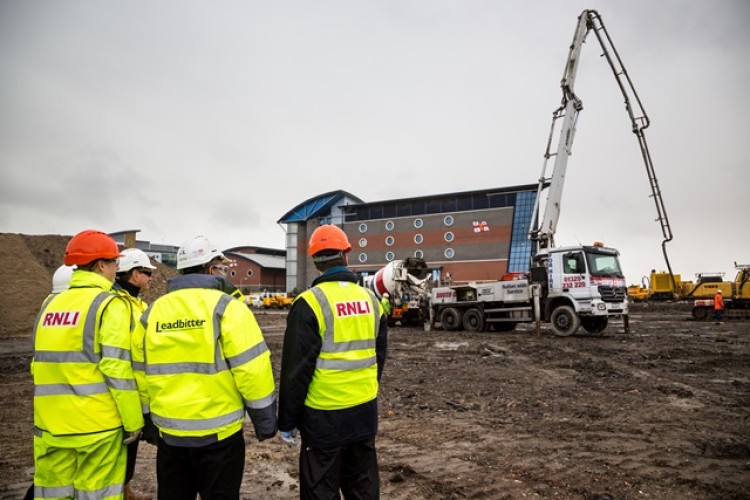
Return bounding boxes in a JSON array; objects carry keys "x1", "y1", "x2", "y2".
[{"x1": 278, "y1": 267, "x2": 388, "y2": 448}]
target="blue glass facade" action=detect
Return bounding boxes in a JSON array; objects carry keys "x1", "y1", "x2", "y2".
[{"x1": 507, "y1": 190, "x2": 537, "y2": 272}]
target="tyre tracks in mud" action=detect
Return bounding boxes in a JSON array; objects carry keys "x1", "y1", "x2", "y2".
[{"x1": 376, "y1": 313, "x2": 750, "y2": 498}]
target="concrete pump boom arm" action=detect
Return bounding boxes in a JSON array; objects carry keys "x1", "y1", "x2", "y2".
[{"x1": 528, "y1": 9, "x2": 675, "y2": 288}]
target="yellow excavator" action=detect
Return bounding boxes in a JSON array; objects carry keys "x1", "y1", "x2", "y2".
[
  {"x1": 691, "y1": 264, "x2": 750, "y2": 320},
  {"x1": 628, "y1": 264, "x2": 750, "y2": 320}
]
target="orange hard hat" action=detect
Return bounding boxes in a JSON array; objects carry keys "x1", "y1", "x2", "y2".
[
  {"x1": 64, "y1": 230, "x2": 122, "y2": 266},
  {"x1": 308, "y1": 225, "x2": 352, "y2": 256}
]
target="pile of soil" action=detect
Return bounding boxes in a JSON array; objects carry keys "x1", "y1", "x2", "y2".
[{"x1": 0, "y1": 233, "x2": 175, "y2": 338}]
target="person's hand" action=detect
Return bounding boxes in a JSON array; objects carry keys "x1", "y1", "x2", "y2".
[
  {"x1": 141, "y1": 413, "x2": 159, "y2": 445},
  {"x1": 123, "y1": 429, "x2": 142, "y2": 445},
  {"x1": 280, "y1": 428, "x2": 298, "y2": 447}
]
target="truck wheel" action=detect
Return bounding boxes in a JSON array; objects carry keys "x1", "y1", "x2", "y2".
[
  {"x1": 550, "y1": 305, "x2": 580, "y2": 337},
  {"x1": 462, "y1": 308, "x2": 484, "y2": 332},
  {"x1": 440, "y1": 308, "x2": 464, "y2": 331},
  {"x1": 581, "y1": 316, "x2": 608, "y2": 334},
  {"x1": 692, "y1": 307, "x2": 708, "y2": 320}
]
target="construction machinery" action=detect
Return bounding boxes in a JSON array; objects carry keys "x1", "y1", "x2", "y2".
[
  {"x1": 627, "y1": 266, "x2": 750, "y2": 312},
  {"x1": 691, "y1": 264, "x2": 750, "y2": 320},
  {"x1": 627, "y1": 270, "x2": 686, "y2": 302},
  {"x1": 261, "y1": 293, "x2": 293, "y2": 309},
  {"x1": 426, "y1": 9, "x2": 672, "y2": 336},
  {"x1": 363, "y1": 258, "x2": 430, "y2": 327}
]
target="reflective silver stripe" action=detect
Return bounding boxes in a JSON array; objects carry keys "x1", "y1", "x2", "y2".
[
  {"x1": 101, "y1": 345, "x2": 131, "y2": 361},
  {"x1": 322, "y1": 338, "x2": 376, "y2": 352},
  {"x1": 76, "y1": 483, "x2": 124, "y2": 500},
  {"x1": 311, "y1": 287, "x2": 335, "y2": 348},
  {"x1": 34, "y1": 382, "x2": 109, "y2": 396},
  {"x1": 366, "y1": 289, "x2": 382, "y2": 339},
  {"x1": 140, "y1": 306, "x2": 152, "y2": 329},
  {"x1": 33, "y1": 351, "x2": 89, "y2": 363},
  {"x1": 316, "y1": 356, "x2": 377, "y2": 370},
  {"x1": 146, "y1": 362, "x2": 219, "y2": 375},
  {"x1": 104, "y1": 376, "x2": 137, "y2": 391},
  {"x1": 142, "y1": 403, "x2": 150, "y2": 413},
  {"x1": 132, "y1": 361, "x2": 145, "y2": 371},
  {"x1": 34, "y1": 426, "x2": 44, "y2": 437},
  {"x1": 84, "y1": 293, "x2": 115, "y2": 362},
  {"x1": 213, "y1": 295, "x2": 232, "y2": 370},
  {"x1": 244, "y1": 390, "x2": 276, "y2": 410},
  {"x1": 152, "y1": 408, "x2": 244, "y2": 431},
  {"x1": 226, "y1": 342, "x2": 269, "y2": 368},
  {"x1": 35, "y1": 485, "x2": 75, "y2": 498},
  {"x1": 140, "y1": 306, "x2": 152, "y2": 368},
  {"x1": 32, "y1": 294, "x2": 57, "y2": 349}
]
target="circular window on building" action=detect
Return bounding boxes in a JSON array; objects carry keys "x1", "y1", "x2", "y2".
[
  {"x1": 414, "y1": 218, "x2": 423, "y2": 229},
  {"x1": 414, "y1": 249, "x2": 424, "y2": 259},
  {"x1": 246, "y1": 270, "x2": 253, "y2": 277},
  {"x1": 385, "y1": 235, "x2": 395, "y2": 246},
  {"x1": 230, "y1": 270, "x2": 237, "y2": 278},
  {"x1": 359, "y1": 223, "x2": 368, "y2": 233},
  {"x1": 414, "y1": 234, "x2": 423, "y2": 244},
  {"x1": 359, "y1": 238, "x2": 367, "y2": 248},
  {"x1": 444, "y1": 248, "x2": 455, "y2": 259},
  {"x1": 385, "y1": 220, "x2": 395, "y2": 231},
  {"x1": 385, "y1": 251, "x2": 395, "y2": 262},
  {"x1": 444, "y1": 231, "x2": 454, "y2": 242},
  {"x1": 358, "y1": 253, "x2": 368, "y2": 263},
  {"x1": 444, "y1": 215, "x2": 454, "y2": 226}
]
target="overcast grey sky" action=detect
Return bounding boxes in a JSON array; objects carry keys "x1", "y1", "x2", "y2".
[{"x1": 1, "y1": 0, "x2": 748, "y2": 283}]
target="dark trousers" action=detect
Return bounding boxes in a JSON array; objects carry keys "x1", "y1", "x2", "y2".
[
  {"x1": 156, "y1": 431, "x2": 245, "y2": 500},
  {"x1": 299, "y1": 437, "x2": 379, "y2": 500},
  {"x1": 125, "y1": 439, "x2": 139, "y2": 484}
]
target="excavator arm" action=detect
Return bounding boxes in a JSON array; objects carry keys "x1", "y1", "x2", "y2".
[{"x1": 529, "y1": 9, "x2": 675, "y2": 289}]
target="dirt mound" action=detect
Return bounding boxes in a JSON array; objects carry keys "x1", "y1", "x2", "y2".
[{"x1": 0, "y1": 233, "x2": 175, "y2": 338}]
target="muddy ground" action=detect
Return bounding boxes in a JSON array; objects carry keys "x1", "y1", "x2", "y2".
[{"x1": 1, "y1": 305, "x2": 749, "y2": 499}]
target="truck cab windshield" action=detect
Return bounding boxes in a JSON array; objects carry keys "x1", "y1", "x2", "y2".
[{"x1": 585, "y1": 252, "x2": 624, "y2": 278}]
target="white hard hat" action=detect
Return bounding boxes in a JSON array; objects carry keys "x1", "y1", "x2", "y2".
[
  {"x1": 382, "y1": 293, "x2": 389, "y2": 298},
  {"x1": 716, "y1": 289, "x2": 722, "y2": 294},
  {"x1": 117, "y1": 248, "x2": 157, "y2": 273},
  {"x1": 177, "y1": 235, "x2": 227, "y2": 270},
  {"x1": 52, "y1": 264, "x2": 76, "y2": 293}
]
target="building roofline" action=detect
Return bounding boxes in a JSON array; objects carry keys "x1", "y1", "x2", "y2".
[
  {"x1": 344, "y1": 183, "x2": 538, "y2": 209},
  {"x1": 277, "y1": 189, "x2": 364, "y2": 223}
]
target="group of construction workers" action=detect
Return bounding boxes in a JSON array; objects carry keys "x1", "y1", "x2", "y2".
[{"x1": 30, "y1": 224, "x2": 388, "y2": 500}]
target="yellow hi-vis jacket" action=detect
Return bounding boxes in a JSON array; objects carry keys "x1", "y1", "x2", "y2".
[
  {"x1": 298, "y1": 282, "x2": 382, "y2": 410},
  {"x1": 32, "y1": 271, "x2": 144, "y2": 435},
  {"x1": 113, "y1": 285, "x2": 149, "y2": 331},
  {"x1": 132, "y1": 275, "x2": 277, "y2": 445}
]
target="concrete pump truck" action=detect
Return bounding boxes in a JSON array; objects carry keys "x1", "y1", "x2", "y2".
[{"x1": 426, "y1": 9, "x2": 674, "y2": 336}]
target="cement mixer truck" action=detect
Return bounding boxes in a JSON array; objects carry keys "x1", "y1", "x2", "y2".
[{"x1": 362, "y1": 258, "x2": 431, "y2": 327}]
